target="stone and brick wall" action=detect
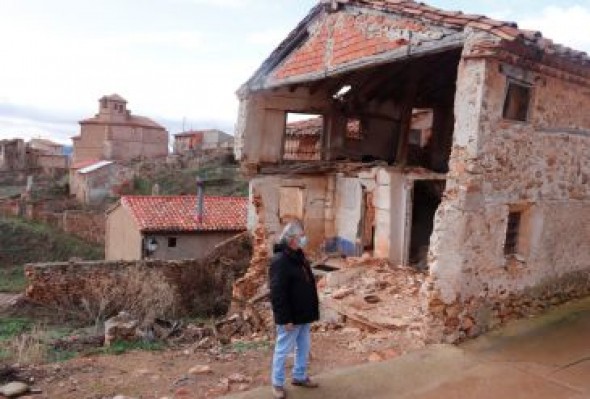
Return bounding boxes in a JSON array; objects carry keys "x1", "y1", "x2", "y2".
[
  {"x1": 25, "y1": 257, "x2": 247, "y2": 317},
  {"x1": 425, "y1": 34, "x2": 590, "y2": 342},
  {"x1": 272, "y1": 10, "x2": 455, "y2": 82}
]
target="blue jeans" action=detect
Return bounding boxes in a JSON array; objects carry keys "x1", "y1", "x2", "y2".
[{"x1": 271, "y1": 323, "x2": 311, "y2": 387}]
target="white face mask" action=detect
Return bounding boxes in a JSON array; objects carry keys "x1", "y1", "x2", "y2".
[{"x1": 298, "y1": 236, "x2": 308, "y2": 248}]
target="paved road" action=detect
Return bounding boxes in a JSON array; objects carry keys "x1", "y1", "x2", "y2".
[{"x1": 225, "y1": 297, "x2": 590, "y2": 399}]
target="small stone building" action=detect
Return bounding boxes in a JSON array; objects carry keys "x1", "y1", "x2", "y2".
[
  {"x1": 71, "y1": 160, "x2": 133, "y2": 205},
  {"x1": 173, "y1": 129, "x2": 234, "y2": 155},
  {"x1": 235, "y1": 0, "x2": 590, "y2": 341},
  {"x1": 28, "y1": 138, "x2": 64, "y2": 155},
  {"x1": 72, "y1": 94, "x2": 169, "y2": 164},
  {"x1": 105, "y1": 195, "x2": 247, "y2": 261}
]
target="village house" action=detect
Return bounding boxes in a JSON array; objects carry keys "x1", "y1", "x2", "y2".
[
  {"x1": 28, "y1": 138, "x2": 64, "y2": 155},
  {"x1": 27, "y1": 138, "x2": 69, "y2": 177},
  {"x1": 0, "y1": 139, "x2": 26, "y2": 172},
  {"x1": 235, "y1": 0, "x2": 590, "y2": 341},
  {"x1": 69, "y1": 160, "x2": 134, "y2": 205},
  {"x1": 0, "y1": 138, "x2": 68, "y2": 178},
  {"x1": 105, "y1": 194, "x2": 247, "y2": 261},
  {"x1": 72, "y1": 94, "x2": 169, "y2": 164},
  {"x1": 173, "y1": 129, "x2": 234, "y2": 155}
]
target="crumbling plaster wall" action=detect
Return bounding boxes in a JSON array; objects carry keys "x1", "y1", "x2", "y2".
[
  {"x1": 235, "y1": 88, "x2": 329, "y2": 167},
  {"x1": 247, "y1": 166, "x2": 438, "y2": 261},
  {"x1": 425, "y1": 32, "x2": 590, "y2": 341},
  {"x1": 249, "y1": 175, "x2": 329, "y2": 254}
]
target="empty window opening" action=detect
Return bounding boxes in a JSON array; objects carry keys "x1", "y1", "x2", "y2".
[
  {"x1": 409, "y1": 180, "x2": 445, "y2": 269},
  {"x1": 504, "y1": 212, "x2": 522, "y2": 255},
  {"x1": 359, "y1": 189, "x2": 375, "y2": 252},
  {"x1": 283, "y1": 113, "x2": 323, "y2": 161},
  {"x1": 168, "y1": 237, "x2": 177, "y2": 248},
  {"x1": 346, "y1": 118, "x2": 363, "y2": 140},
  {"x1": 503, "y1": 81, "x2": 531, "y2": 122},
  {"x1": 407, "y1": 109, "x2": 434, "y2": 168}
]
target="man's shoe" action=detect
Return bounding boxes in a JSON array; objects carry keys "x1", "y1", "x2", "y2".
[
  {"x1": 292, "y1": 378, "x2": 319, "y2": 388},
  {"x1": 272, "y1": 385, "x2": 287, "y2": 399}
]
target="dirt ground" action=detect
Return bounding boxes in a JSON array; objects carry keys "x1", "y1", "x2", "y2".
[
  {"x1": 10, "y1": 327, "x2": 415, "y2": 399},
  {"x1": 1, "y1": 260, "x2": 427, "y2": 399}
]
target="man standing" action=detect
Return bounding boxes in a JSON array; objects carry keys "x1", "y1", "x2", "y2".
[{"x1": 270, "y1": 221, "x2": 320, "y2": 399}]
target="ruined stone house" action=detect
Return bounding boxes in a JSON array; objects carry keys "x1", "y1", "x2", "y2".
[
  {"x1": 0, "y1": 139, "x2": 26, "y2": 172},
  {"x1": 71, "y1": 160, "x2": 134, "y2": 205},
  {"x1": 235, "y1": 0, "x2": 590, "y2": 340},
  {"x1": 105, "y1": 195, "x2": 247, "y2": 261},
  {"x1": 28, "y1": 138, "x2": 64, "y2": 155},
  {"x1": 173, "y1": 129, "x2": 234, "y2": 155}
]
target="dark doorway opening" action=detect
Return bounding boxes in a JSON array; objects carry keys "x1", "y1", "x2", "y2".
[
  {"x1": 360, "y1": 188, "x2": 375, "y2": 252},
  {"x1": 409, "y1": 180, "x2": 445, "y2": 268}
]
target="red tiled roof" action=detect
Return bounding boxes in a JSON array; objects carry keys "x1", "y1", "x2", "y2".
[
  {"x1": 286, "y1": 118, "x2": 324, "y2": 136},
  {"x1": 80, "y1": 114, "x2": 165, "y2": 129},
  {"x1": 286, "y1": 117, "x2": 360, "y2": 138},
  {"x1": 243, "y1": 0, "x2": 588, "y2": 92},
  {"x1": 121, "y1": 195, "x2": 248, "y2": 233},
  {"x1": 101, "y1": 93, "x2": 127, "y2": 103},
  {"x1": 338, "y1": 0, "x2": 589, "y2": 64},
  {"x1": 71, "y1": 159, "x2": 100, "y2": 170},
  {"x1": 175, "y1": 129, "x2": 226, "y2": 137}
]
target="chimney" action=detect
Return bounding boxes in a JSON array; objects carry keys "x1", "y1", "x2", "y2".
[{"x1": 196, "y1": 177, "x2": 204, "y2": 223}]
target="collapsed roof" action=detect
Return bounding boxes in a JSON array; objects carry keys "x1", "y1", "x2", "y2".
[{"x1": 240, "y1": 0, "x2": 590, "y2": 94}]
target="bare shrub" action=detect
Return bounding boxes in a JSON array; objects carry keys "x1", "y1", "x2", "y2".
[
  {"x1": 53, "y1": 266, "x2": 179, "y2": 327},
  {"x1": 5, "y1": 325, "x2": 48, "y2": 364}
]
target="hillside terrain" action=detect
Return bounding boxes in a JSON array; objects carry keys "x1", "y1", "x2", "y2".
[
  {"x1": 0, "y1": 217, "x2": 104, "y2": 292},
  {"x1": 129, "y1": 155, "x2": 249, "y2": 197}
]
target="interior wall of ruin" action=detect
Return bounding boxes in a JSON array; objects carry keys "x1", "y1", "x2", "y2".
[
  {"x1": 425, "y1": 34, "x2": 590, "y2": 341},
  {"x1": 248, "y1": 175, "x2": 329, "y2": 255}
]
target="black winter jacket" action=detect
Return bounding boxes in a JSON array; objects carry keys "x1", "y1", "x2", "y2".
[{"x1": 269, "y1": 244, "x2": 320, "y2": 325}]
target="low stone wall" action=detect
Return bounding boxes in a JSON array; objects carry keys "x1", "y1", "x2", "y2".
[
  {"x1": 25, "y1": 258, "x2": 245, "y2": 317},
  {"x1": 62, "y1": 210, "x2": 105, "y2": 244},
  {"x1": 24, "y1": 233, "x2": 253, "y2": 318},
  {"x1": 422, "y1": 268, "x2": 590, "y2": 343}
]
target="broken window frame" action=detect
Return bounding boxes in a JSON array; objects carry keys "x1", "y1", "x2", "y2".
[
  {"x1": 282, "y1": 112, "x2": 325, "y2": 162},
  {"x1": 502, "y1": 79, "x2": 533, "y2": 123},
  {"x1": 345, "y1": 117, "x2": 363, "y2": 141}
]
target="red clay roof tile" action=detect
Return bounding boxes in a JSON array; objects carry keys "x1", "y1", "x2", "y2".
[
  {"x1": 344, "y1": 0, "x2": 589, "y2": 65},
  {"x1": 121, "y1": 195, "x2": 248, "y2": 233}
]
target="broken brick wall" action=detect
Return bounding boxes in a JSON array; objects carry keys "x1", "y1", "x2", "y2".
[
  {"x1": 424, "y1": 34, "x2": 590, "y2": 342},
  {"x1": 271, "y1": 8, "x2": 456, "y2": 82}
]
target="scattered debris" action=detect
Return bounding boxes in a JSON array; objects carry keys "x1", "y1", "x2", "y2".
[
  {"x1": 0, "y1": 381, "x2": 30, "y2": 398},
  {"x1": 188, "y1": 365, "x2": 213, "y2": 375},
  {"x1": 104, "y1": 311, "x2": 139, "y2": 346}
]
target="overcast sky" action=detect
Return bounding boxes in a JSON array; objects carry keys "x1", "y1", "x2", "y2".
[{"x1": 1, "y1": 0, "x2": 589, "y2": 145}]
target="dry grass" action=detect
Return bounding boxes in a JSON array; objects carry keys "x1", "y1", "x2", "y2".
[{"x1": 9, "y1": 325, "x2": 47, "y2": 364}]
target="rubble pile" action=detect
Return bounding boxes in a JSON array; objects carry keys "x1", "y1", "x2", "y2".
[
  {"x1": 225, "y1": 193, "x2": 275, "y2": 339},
  {"x1": 315, "y1": 256, "x2": 428, "y2": 342}
]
